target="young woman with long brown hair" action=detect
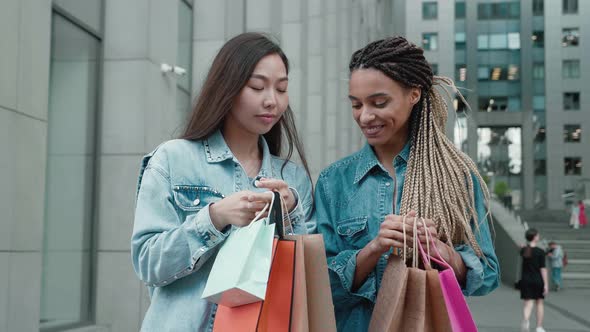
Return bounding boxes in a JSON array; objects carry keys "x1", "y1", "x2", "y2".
[{"x1": 131, "y1": 32, "x2": 313, "y2": 331}]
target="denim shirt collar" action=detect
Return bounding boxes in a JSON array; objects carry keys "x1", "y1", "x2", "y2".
[
  {"x1": 353, "y1": 140, "x2": 411, "y2": 184},
  {"x1": 203, "y1": 129, "x2": 273, "y2": 178}
]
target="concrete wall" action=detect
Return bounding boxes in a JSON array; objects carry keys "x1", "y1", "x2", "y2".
[
  {"x1": 0, "y1": 0, "x2": 52, "y2": 331},
  {"x1": 544, "y1": 0, "x2": 590, "y2": 209}
]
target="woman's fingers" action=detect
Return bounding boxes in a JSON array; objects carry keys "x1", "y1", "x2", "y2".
[
  {"x1": 254, "y1": 178, "x2": 288, "y2": 191},
  {"x1": 244, "y1": 191, "x2": 274, "y2": 203},
  {"x1": 244, "y1": 201, "x2": 267, "y2": 211}
]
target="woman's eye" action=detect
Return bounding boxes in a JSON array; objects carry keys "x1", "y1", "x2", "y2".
[
  {"x1": 277, "y1": 88, "x2": 287, "y2": 93},
  {"x1": 250, "y1": 86, "x2": 264, "y2": 91},
  {"x1": 352, "y1": 104, "x2": 362, "y2": 109},
  {"x1": 375, "y1": 100, "x2": 388, "y2": 108}
]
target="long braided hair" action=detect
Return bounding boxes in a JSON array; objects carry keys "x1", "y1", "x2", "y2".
[{"x1": 350, "y1": 36, "x2": 490, "y2": 256}]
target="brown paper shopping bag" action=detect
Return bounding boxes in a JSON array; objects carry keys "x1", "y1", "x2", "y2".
[{"x1": 369, "y1": 215, "x2": 453, "y2": 332}]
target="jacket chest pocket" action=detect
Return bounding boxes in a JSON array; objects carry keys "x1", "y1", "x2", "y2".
[
  {"x1": 336, "y1": 216, "x2": 370, "y2": 250},
  {"x1": 172, "y1": 185, "x2": 225, "y2": 213}
]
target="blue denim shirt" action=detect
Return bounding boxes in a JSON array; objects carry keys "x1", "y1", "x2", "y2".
[
  {"x1": 313, "y1": 142, "x2": 500, "y2": 332},
  {"x1": 131, "y1": 130, "x2": 313, "y2": 332}
]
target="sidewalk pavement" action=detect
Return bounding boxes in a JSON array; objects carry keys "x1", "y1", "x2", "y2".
[{"x1": 468, "y1": 284, "x2": 590, "y2": 332}]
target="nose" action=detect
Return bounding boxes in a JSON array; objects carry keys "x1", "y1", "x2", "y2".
[
  {"x1": 358, "y1": 106, "x2": 376, "y2": 125},
  {"x1": 263, "y1": 90, "x2": 277, "y2": 109}
]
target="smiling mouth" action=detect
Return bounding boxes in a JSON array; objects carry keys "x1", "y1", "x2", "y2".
[{"x1": 364, "y1": 125, "x2": 385, "y2": 136}]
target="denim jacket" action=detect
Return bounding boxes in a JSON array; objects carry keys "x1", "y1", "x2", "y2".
[
  {"x1": 131, "y1": 130, "x2": 313, "y2": 332},
  {"x1": 313, "y1": 142, "x2": 500, "y2": 332}
]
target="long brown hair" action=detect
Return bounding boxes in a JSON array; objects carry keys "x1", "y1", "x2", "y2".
[{"x1": 181, "y1": 32, "x2": 310, "y2": 180}]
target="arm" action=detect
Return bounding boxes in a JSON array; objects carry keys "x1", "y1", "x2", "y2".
[
  {"x1": 313, "y1": 176, "x2": 378, "y2": 307},
  {"x1": 454, "y1": 177, "x2": 500, "y2": 296},
  {"x1": 131, "y1": 165, "x2": 230, "y2": 287}
]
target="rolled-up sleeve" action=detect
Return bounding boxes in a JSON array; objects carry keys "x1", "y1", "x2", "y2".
[
  {"x1": 131, "y1": 162, "x2": 229, "y2": 288},
  {"x1": 457, "y1": 177, "x2": 500, "y2": 296},
  {"x1": 313, "y1": 175, "x2": 377, "y2": 308}
]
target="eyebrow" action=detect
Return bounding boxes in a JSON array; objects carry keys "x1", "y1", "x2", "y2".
[
  {"x1": 250, "y1": 74, "x2": 289, "y2": 82},
  {"x1": 348, "y1": 92, "x2": 390, "y2": 100}
]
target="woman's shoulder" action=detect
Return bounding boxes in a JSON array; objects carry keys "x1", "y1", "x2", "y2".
[
  {"x1": 318, "y1": 150, "x2": 365, "y2": 181},
  {"x1": 142, "y1": 139, "x2": 203, "y2": 171}
]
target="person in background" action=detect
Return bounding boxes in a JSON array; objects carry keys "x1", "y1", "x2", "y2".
[
  {"x1": 519, "y1": 228, "x2": 548, "y2": 332},
  {"x1": 569, "y1": 202, "x2": 580, "y2": 229},
  {"x1": 578, "y1": 200, "x2": 587, "y2": 228},
  {"x1": 546, "y1": 241, "x2": 564, "y2": 291}
]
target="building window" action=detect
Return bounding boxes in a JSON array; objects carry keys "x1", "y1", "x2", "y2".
[
  {"x1": 533, "y1": 0, "x2": 544, "y2": 16},
  {"x1": 535, "y1": 127, "x2": 546, "y2": 142},
  {"x1": 455, "y1": 32, "x2": 466, "y2": 50},
  {"x1": 564, "y1": 157, "x2": 582, "y2": 175},
  {"x1": 477, "y1": 33, "x2": 520, "y2": 50},
  {"x1": 564, "y1": 125, "x2": 582, "y2": 142},
  {"x1": 41, "y1": 12, "x2": 100, "y2": 329},
  {"x1": 479, "y1": 97, "x2": 521, "y2": 112},
  {"x1": 532, "y1": 31, "x2": 544, "y2": 48},
  {"x1": 563, "y1": 0, "x2": 578, "y2": 14},
  {"x1": 533, "y1": 95, "x2": 545, "y2": 111},
  {"x1": 564, "y1": 92, "x2": 580, "y2": 110},
  {"x1": 422, "y1": 33, "x2": 438, "y2": 50},
  {"x1": 535, "y1": 160, "x2": 546, "y2": 175},
  {"x1": 563, "y1": 60, "x2": 580, "y2": 78},
  {"x1": 508, "y1": 32, "x2": 521, "y2": 49},
  {"x1": 477, "y1": 127, "x2": 523, "y2": 210},
  {"x1": 456, "y1": 65, "x2": 467, "y2": 82},
  {"x1": 533, "y1": 63, "x2": 545, "y2": 79},
  {"x1": 423, "y1": 2, "x2": 438, "y2": 20},
  {"x1": 477, "y1": 65, "x2": 519, "y2": 81},
  {"x1": 430, "y1": 63, "x2": 439, "y2": 75},
  {"x1": 478, "y1": 2, "x2": 520, "y2": 19},
  {"x1": 562, "y1": 28, "x2": 579, "y2": 47},
  {"x1": 455, "y1": 1, "x2": 466, "y2": 19}
]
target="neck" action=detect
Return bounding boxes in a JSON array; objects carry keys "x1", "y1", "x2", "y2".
[
  {"x1": 529, "y1": 241, "x2": 537, "y2": 247},
  {"x1": 222, "y1": 120, "x2": 261, "y2": 162},
  {"x1": 373, "y1": 136, "x2": 408, "y2": 169}
]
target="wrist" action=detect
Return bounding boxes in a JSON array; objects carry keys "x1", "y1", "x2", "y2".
[
  {"x1": 365, "y1": 240, "x2": 386, "y2": 258},
  {"x1": 209, "y1": 203, "x2": 228, "y2": 231}
]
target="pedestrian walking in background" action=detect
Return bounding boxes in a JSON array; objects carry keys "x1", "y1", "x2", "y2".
[
  {"x1": 569, "y1": 203, "x2": 580, "y2": 229},
  {"x1": 519, "y1": 228, "x2": 548, "y2": 332},
  {"x1": 578, "y1": 200, "x2": 587, "y2": 228},
  {"x1": 546, "y1": 241, "x2": 564, "y2": 291}
]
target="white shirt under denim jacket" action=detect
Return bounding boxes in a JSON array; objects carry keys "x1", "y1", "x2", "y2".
[{"x1": 131, "y1": 130, "x2": 313, "y2": 332}]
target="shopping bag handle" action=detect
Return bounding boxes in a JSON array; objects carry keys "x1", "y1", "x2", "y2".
[
  {"x1": 268, "y1": 191, "x2": 285, "y2": 239},
  {"x1": 415, "y1": 219, "x2": 453, "y2": 271}
]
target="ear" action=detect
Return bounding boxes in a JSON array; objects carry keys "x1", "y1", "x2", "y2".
[{"x1": 409, "y1": 88, "x2": 421, "y2": 105}]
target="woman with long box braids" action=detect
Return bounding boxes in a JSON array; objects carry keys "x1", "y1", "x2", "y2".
[{"x1": 313, "y1": 36, "x2": 500, "y2": 331}]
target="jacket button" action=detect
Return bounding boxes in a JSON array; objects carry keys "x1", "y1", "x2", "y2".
[
  {"x1": 193, "y1": 198, "x2": 200, "y2": 205},
  {"x1": 385, "y1": 182, "x2": 391, "y2": 187}
]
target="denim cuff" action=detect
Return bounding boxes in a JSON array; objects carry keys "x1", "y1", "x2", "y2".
[
  {"x1": 184, "y1": 203, "x2": 230, "y2": 266},
  {"x1": 455, "y1": 244, "x2": 485, "y2": 296},
  {"x1": 328, "y1": 249, "x2": 376, "y2": 302}
]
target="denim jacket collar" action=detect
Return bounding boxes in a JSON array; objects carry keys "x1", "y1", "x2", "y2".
[
  {"x1": 203, "y1": 129, "x2": 273, "y2": 178},
  {"x1": 353, "y1": 139, "x2": 411, "y2": 184}
]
